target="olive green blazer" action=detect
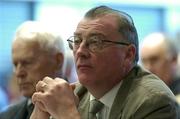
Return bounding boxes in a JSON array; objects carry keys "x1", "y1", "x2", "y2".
[{"x1": 75, "y1": 65, "x2": 179, "y2": 119}]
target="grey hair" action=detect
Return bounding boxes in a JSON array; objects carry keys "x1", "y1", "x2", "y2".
[
  {"x1": 164, "y1": 35, "x2": 178, "y2": 59},
  {"x1": 84, "y1": 6, "x2": 139, "y2": 63},
  {"x1": 13, "y1": 21, "x2": 66, "y2": 77},
  {"x1": 13, "y1": 21, "x2": 65, "y2": 55}
]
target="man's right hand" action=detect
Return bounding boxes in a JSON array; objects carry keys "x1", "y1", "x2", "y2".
[
  {"x1": 30, "y1": 102, "x2": 50, "y2": 119},
  {"x1": 31, "y1": 77, "x2": 81, "y2": 119}
]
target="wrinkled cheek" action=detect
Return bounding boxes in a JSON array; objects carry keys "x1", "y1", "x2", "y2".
[
  {"x1": 78, "y1": 74, "x2": 88, "y2": 84},
  {"x1": 77, "y1": 72, "x2": 93, "y2": 84},
  {"x1": 16, "y1": 79, "x2": 20, "y2": 84}
]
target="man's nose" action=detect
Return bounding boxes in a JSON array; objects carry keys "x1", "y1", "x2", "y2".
[
  {"x1": 14, "y1": 63, "x2": 27, "y2": 78},
  {"x1": 74, "y1": 40, "x2": 90, "y2": 58}
]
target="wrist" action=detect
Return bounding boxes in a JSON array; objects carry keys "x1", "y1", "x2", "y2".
[{"x1": 55, "y1": 106, "x2": 81, "y2": 119}]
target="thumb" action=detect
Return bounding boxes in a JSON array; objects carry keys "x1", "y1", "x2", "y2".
[
  {"x1": 70, "y1": 83, "x2": 76, "y2": 91},
  {"x1": 70, "y1": 83, "x2": 79, "y2": 107}
]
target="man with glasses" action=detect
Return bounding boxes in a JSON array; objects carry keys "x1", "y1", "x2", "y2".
[{"x1": 30, "y1": 6, "x2": 179, "y2": 119}]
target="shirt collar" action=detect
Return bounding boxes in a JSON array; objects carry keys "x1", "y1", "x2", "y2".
[
  {"x1": 90, "y1": 81, "x2": 122, "y2": 109},
  {"x1": 27, "y1": 99, "x2": 32, "y2": 106}
]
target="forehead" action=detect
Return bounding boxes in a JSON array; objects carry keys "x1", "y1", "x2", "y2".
[
  {"x1": 13, "y1": 39, "x2": 41, "y2": 51},
  {"x1": 141, "y1": 42, "x2": 167, "y2": 59},
  {"x1": 75, "y1": 14, "x2": 119, "y2": 36},
  {"x1": 12, "y1": 40, "x2": 42, "y2": 58}
]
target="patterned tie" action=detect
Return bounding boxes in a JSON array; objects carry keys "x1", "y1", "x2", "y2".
[{"x1": 88, "y1": 99, "x2": 104, "y2": 119}]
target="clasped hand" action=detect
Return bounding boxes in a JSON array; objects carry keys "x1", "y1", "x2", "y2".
[{"x1": 30, "y1": 77, "x2": 80, "y2": 119}]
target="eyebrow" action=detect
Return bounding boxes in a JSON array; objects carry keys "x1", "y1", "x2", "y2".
[
  {"x1": 74, "y1": 32, "x2": 81, "y2": 36},
  {"x1": 74, "y1": 32, "x2": 106, "y2": 38}
]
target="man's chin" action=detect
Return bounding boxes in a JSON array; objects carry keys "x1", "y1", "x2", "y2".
[
  {"x1": 21, "y1": 91, "x2": 33, "y2": 98},
  {"x1": 79, "y1": 76, "x2": 94, "y2": 86}
]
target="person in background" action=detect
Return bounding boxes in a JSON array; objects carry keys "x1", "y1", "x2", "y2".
[
  {"x1": 0, "y1": 21, "x2": 66, "y2": 119},
  {"x1": 0, "y1": 86, "x2": 9, "y2": 111},
  {"x1": 140, "y1": 32, "x2": 180, "y2": 96},
  {"x1": 7, "y1": 74, "x2": 23, "y2": 104},
  {"x1": 30, "y1": 6, "x2": 179, "y2": 119},
  {"x1": 64, "y1": 51, "x2": 78, "y2": 83}
]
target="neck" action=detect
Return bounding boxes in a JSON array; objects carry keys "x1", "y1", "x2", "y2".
[
  {"x1": 88, "y1": 65, "x2": 134, "y2": 99},
  {"x1": 87, "y1": 81, "x2": 121, "y2": 99}
]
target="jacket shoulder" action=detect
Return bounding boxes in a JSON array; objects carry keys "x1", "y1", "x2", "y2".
[
  {"x1": 0, "y1": 98, "x2": 27, "y2": 119},
  {"x1": 121, "y1": 66, "x2": 179, "y2": 118}
]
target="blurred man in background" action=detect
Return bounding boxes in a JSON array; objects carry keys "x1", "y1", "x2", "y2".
[
  {"x1": 0, "y1": 21, "x2": 66, "y2": 119},
  {"x1": 0, "y1": 86, "x2": 9, "y2": 111},
  {"x1": 140, "y1": 32, "x2": 180, "y2": 96}
]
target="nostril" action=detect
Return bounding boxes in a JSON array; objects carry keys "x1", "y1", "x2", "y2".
[{"x1": 16, "y1": 70, "x2": 27, "y2": 78}]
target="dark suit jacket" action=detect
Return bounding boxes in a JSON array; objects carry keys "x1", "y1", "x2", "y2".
[
  {"x1": 170, "y1": 78, "x2": 180, "y2": 96},
  {"x1": 75, "y1": 65, "x2": 179, "y2": 119},
  {"x1": 0, "y1": 98, "x2": 33, "y2": 119}
]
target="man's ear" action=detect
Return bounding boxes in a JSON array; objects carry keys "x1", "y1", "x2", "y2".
[
  {"x1": 125, "y1": 44, "x2": 136, "y2": 63},
  {"x1": 55, "y1": 52, "x2": 64, "y2": 70}
]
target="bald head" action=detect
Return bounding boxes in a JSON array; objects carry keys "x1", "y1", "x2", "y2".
[{"x1": 140, "y1": 33, "x2": 177, "y2": 85}]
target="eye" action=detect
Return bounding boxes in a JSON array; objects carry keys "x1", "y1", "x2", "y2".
[
  {"x1": 74, "y1": 36, "x2": 82, "y2": 44},
  {"x1": 23, "y1": 60, "x2": 32, "y2": 65},
  {"x1": 21, "y1": 58, "x2": 35, "y2": 68},
  {"x1": 89, "y1": 36, "x2": 101, "y2": 45},
  {"x1": 13, "y1": 61, "x2": 18, "y2": 68}
]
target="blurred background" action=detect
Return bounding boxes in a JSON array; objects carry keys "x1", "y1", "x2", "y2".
[{"x1": 0, "y1": 0, "x2": 180, "y2": 108}]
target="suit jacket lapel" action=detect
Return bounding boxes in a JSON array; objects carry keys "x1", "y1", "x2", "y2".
[
  {"x1": 78, "y1": 92, "x2": 90, "y2": 119},
  {"x1": 109, "y1": 66, "x2": 139, "y2": 119},
  {"x1": 75, "y1": 84, "x2": 90, "y2": 119},
  {"x1": 14, "y1": 99, "x2": 28, "y2": 119}
]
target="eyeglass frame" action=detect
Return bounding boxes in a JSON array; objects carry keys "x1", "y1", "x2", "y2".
[{"x1": 67, "y1": 35, "x2": 130, "y2": 53}]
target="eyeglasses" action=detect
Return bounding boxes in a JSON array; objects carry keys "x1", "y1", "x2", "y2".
[{"x1": 67, "y1": 35, "x2": 130, "y2": 52}]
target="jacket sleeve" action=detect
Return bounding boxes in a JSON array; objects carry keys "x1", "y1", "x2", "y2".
[{"x1": 132, "y1": 92, "x2": 179, "y2": 119}]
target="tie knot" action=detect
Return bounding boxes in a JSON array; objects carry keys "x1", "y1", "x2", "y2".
[{"x1": 89, "y1": 99, "x2": 104, "y2": 114}]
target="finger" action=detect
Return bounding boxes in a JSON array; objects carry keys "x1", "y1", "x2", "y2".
[
  {"x1": 43, "y1": 77, "x2": 68, "y2": 86},
  {"x1": 70, "y1": 83, "x2": 76, "y2": 91},
  {"x1": 54, "y1": 77, "x2": 68, "y2": 83},
  {"x1": 32, "y1": 92, "x2": 48, "y2": 112},
  {"x1": 32, "y1": 92, "x2": 46, "y2": 104},
  {"x1": 35, "y1": 101, "x2": 47, "y2": 112},
  {"x1": 43, "y1": 76, "x2": 56, "y2": 84},
  {"x1": 36, "y1": 81, "x2": 48, "y2": 92},
  {"x1": 70, "y1": 83, "x2": 79, "y2": 106},
  {"x1": 32, "y1": 92, "x2": 42, "y2": 104},
  {"x1": 54, "y1": 77, "x2": 69, "y2": 86}
]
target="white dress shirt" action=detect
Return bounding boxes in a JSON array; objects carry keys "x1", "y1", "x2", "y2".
[{"x1": 90, "y1": 81, "x2": 122, "y2": 119}]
